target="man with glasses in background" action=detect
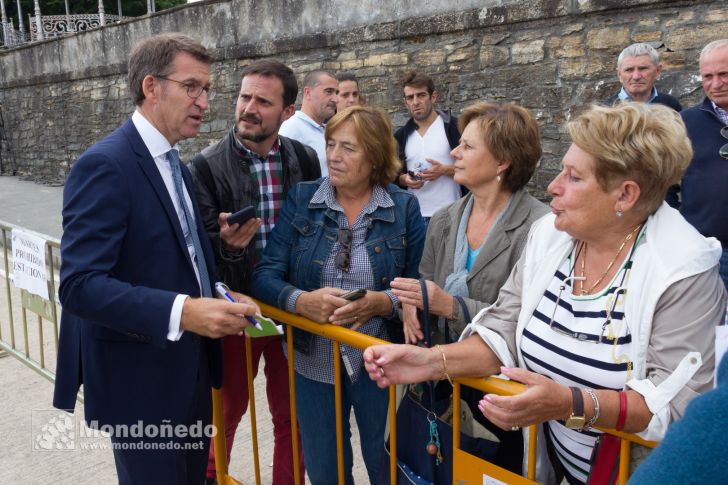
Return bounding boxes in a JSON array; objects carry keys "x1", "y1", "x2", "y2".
[
  {"x1": 669, "y1": 39, "x2": 728, "y2": 289},
  {"x1": 53, "y1": 33, "x2": 259, "y2": 484}
]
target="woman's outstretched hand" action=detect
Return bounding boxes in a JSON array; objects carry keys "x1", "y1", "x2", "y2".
[{"x1": 363, "y1": 344, "x2": 437, "y2": 388}]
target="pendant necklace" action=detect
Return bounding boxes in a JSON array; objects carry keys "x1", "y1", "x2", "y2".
[{"x1": 579, "y1": 224, "x2": 642, "y2": 296}]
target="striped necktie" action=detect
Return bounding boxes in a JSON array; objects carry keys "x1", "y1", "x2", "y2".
[{"x1": 167, "y1": 149, "x2": 212, "y2": 297}]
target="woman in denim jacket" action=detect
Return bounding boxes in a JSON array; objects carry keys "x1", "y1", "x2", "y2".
[{"x1": 252, "y1": 106, "x2": 426, "y2": 484}]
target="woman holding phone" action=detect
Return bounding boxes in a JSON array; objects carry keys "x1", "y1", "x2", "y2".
[{"x1": 252, "y1": 106, "x2": 426, "y2": 484}]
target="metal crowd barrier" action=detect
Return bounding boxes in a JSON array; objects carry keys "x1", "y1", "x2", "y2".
[
  {"x1": 0, "y1": 219, "x2": 657, "y2": 484},
  {"x1": 212, "y1": 301, "x2": 658, "y2": 485},
  {"x1": 0, "y1": 220, "x2": 62, "y2": 383}
]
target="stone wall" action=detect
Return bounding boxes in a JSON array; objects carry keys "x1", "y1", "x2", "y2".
[{"x1": 0, "y1": 0, "x2": 725, "y2": 193}]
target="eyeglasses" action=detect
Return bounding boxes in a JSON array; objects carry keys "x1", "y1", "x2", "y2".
[
  {"x1": 720, "y1": 126, "x2": 728, "y2": 160},
  {"x1": 334, "y1": 228, "x2": 353, "y2": 273},
  {"x1": 547, "y1": 278, "x2": 627, "y2": 344},
  {"x1": 547, "y1": 276, "x2": 593, "y2": 342},
  {"x1": 156, "y1": 75, "x2": 216, "y2": 101}
]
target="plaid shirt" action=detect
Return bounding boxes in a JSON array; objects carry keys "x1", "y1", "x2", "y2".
[
  {"x1": 286, "y1": 179, "x2": 399, "y2": 384},
  {"x1": 234, "y1": 137, "x2": 284, "y2": 257},
  {"x1": 712, "y1": 100, "x2": 728, "y2": 126}
]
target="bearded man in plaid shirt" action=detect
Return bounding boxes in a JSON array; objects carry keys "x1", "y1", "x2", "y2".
[{"x1": 190, "y1": 59, "x2": 320, "y2": 485}]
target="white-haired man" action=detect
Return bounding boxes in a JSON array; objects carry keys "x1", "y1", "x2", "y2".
[
  {"x1": 604, "y1": 42, "x2": 682, "y2": 111},
  {"x1": 668, "y1": 39, "x2": 728, "y2": 290}
]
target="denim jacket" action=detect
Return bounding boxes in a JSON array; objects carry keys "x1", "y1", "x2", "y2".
[{"x1": 252, "y1": 179, "x2": 426, "y2": 352}]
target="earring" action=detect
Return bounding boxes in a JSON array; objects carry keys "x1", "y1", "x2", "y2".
[
  {"x1": 497, "y1": 175, "x2": 501, "y2": 183},
  {"x1": 616, "y1": 209, "x2": 623, "y2": 217}
]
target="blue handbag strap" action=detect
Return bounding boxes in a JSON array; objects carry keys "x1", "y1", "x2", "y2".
[
  {"x1": 418, "y1": 278, "x2": 436, "y2": 410},
  {"x1": 454, "y1": 295, "x2": 471, "y2": 325},
  {"x1": 419, "y1": 278, "x2": 431, "y2": 347}
]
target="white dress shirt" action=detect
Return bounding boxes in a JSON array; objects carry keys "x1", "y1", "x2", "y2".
[{"x1": 131, "y1": 110, "x2": 199, "y2": 341}]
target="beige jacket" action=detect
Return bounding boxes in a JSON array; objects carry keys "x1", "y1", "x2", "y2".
[{"x1": 462, "y1": 204, "x2": 726, "y2": 481}]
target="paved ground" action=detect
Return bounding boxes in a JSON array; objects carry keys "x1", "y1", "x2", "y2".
[
  {"x1": 0, "y1": 175, "x2": 63, "y2": 239},
  {"x1": 0, "y1": 175, "x2": 367, "y2": 484}
]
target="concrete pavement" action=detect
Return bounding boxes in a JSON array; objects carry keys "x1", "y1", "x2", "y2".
[{"x1": 0, "y1": 175, "x2": 63, "y2": 239}]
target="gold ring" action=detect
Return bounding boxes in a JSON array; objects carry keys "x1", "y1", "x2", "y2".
[{"x1": 378, "y1": 367, "x2": 385, "y2": 377}]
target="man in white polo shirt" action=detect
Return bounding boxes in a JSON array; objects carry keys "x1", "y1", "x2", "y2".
[
  {"x1": 279, "y1": 70, "x2": 338, "y2": 176},
  {"x1": 394, "y1": 71, "x2": 463, "y2": 225}
]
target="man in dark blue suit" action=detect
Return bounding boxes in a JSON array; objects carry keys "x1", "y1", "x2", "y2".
[{"x1": 53, "y1": 33, "x2": 259, "y2": 484}]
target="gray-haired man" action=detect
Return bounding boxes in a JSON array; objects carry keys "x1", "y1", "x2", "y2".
[{"x1": 604, "y1": 42, "x2": 682, "y2": 111}]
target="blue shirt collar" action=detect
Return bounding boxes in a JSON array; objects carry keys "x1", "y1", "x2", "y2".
[
  {"x1": 617, "y1": 86, "x2": 658, "y2": 103},
  {"x1": 296, "y1": 110, "x2": 325, "y2": 131}
]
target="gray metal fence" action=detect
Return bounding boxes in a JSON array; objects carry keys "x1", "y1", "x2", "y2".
[{"x1": 0, "y1": 220, "x2": 61, "y2": 383}]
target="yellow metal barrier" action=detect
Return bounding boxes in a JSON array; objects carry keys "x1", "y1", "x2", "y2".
[
  {"x1": 228, "y1": 301, "x2": 391, "y2": 485},
  {"x1": 214, "y1": 299, "x2": 658, "y2": 485},
  {"x1": 454, "y1": 377, "x2": 657, "y2": 485},
  {"x1": 0, "y1": 219, "x2": 658, "y2": 484}
]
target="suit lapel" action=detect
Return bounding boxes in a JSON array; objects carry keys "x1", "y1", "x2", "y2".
[{"x1": 122, "y1": 120, "x2": 194, "y2": 270}]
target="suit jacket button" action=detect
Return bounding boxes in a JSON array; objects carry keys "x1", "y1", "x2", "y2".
[
  {"x1": 374, "y1": 246, "x2": 382, "y2": 253},
  {"x1": 381, "y1": 277, "x2": 388, "y2": 285}
]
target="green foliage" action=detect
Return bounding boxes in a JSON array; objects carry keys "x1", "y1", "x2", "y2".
[{"x1": 13, "y1": 1, "x2": 186, "y2": 18}]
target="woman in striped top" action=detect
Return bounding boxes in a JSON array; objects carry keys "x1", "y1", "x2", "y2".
[{"x1": 364, "y1": 103, "x2": 727, "y2": 484}]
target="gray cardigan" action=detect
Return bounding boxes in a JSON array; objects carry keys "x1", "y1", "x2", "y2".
[{"x1": 420, "y1": 188, "x2": 548, "y2": 336}]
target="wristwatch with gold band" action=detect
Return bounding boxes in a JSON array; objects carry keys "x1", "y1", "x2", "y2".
[{"x1": 565, "y1": 386, "x2": 586, "y2": 430}]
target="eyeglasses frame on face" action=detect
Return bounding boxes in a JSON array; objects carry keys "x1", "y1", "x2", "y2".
[
  {"x1": 720, "y1": 126, "x2": 728, "y2": 160},
  {"x1": 334, "y1": 228, "x2": 353, "y2": 273},
  {"x1": 156, "y1": 75, "x2": 216, "y2": 101}
]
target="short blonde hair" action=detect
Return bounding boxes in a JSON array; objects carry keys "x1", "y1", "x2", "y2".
[
  {"x1": 325, "y1": 106, "x2": 401, "y2": 187},
  {"x1": 567, "y1": 103, "x2": 692, "y2": 215},
  {"x1": 458, "y1": 102, "x2": 541, "y2": 193}
]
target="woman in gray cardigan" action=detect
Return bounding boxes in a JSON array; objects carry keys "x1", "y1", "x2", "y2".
[{"x1": 391, "y1": 101, "x2": 548, "y2": 343}]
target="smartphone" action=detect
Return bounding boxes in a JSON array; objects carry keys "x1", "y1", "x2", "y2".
[
  {"x1": 407, "y1": 170, "x2": 422, "y2": 181},
  {"x1": 341, "y1": 289, "x2": 367, "y2": 301},
  {"x1": 227, "y1": 205, "x2": 256, "y2": 226}
]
